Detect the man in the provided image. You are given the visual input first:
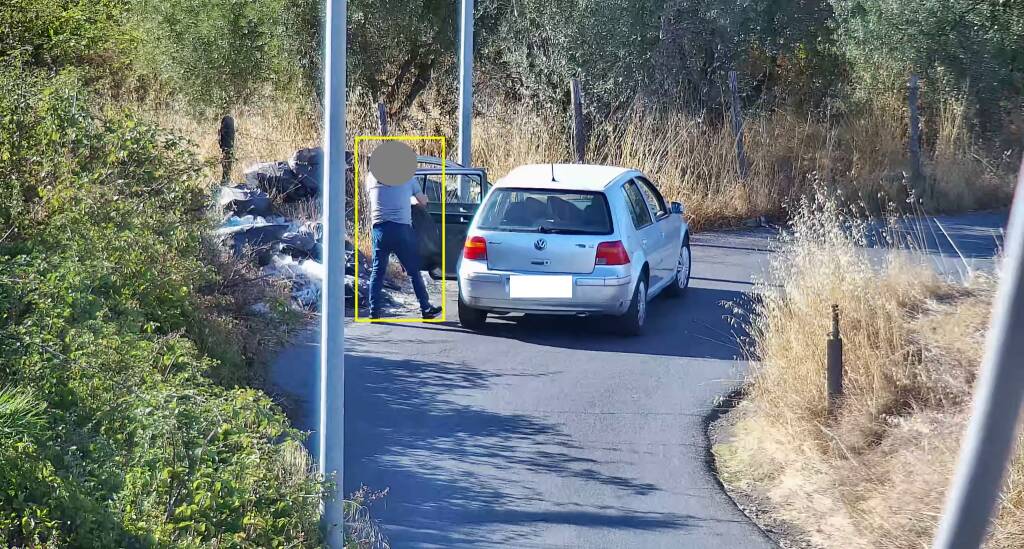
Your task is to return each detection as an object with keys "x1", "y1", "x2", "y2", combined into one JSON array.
[{"x1": 366, "y1": 143, "x2": 442, "y2": 320}]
